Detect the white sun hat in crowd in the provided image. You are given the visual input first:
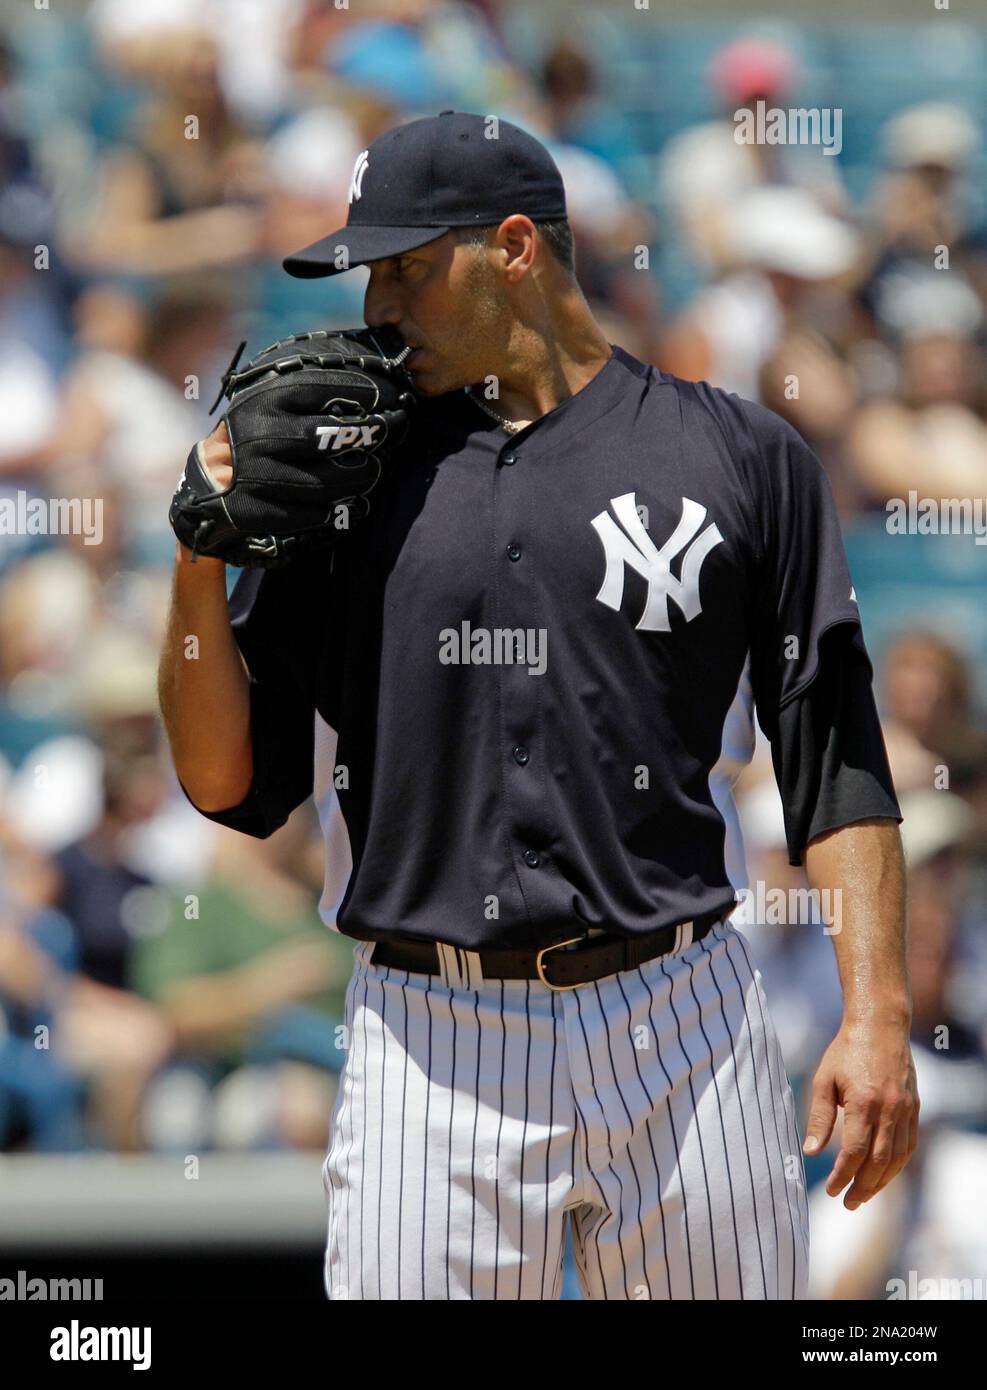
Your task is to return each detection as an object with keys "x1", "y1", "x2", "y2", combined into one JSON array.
[
  {"x1": 898, "y1": 788, "x2": 973, "y2": 867},
  {"x1": 883, "y1": 102, "x2": 980, "y2": 171},
  {"x1": 731, "y1": 186, "x2": 860, "y2": 280}
]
